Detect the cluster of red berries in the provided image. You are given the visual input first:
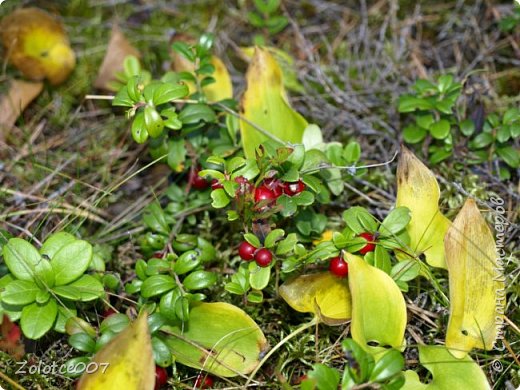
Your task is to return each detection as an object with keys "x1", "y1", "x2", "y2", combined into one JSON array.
[
  {"x1": 328, "y1": 232, "x2": 376, "y2": 277},
  {"x1": 254, "y1": 178, "x2": 305, "y2": 203},
  {"x1": 238, "y1": 241, "x2": 273, "y2": 267}
]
